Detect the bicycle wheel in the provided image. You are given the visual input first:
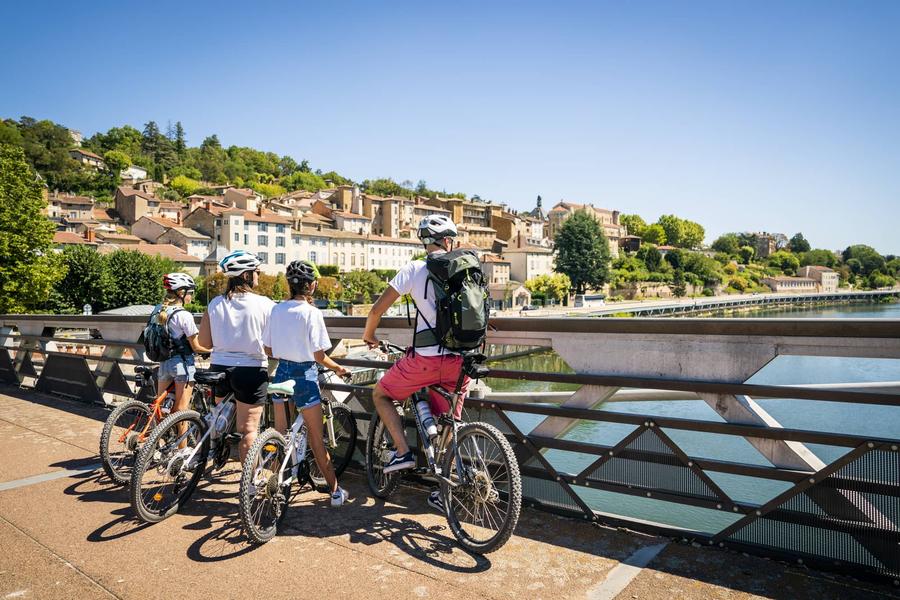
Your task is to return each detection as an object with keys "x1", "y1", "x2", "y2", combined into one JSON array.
[
  {"x1": 240, "y1": 428, "x2": 290, "y2": 544},
  {"x1": 309, "y1": 403, "x2": 359, "y2": 492},
  {"x1": 364, "y1": 409, "x2": 404, "y2": 499},
  {"x1": 130, "y1": 410, "x2": 209, "y2": 523},
  {"x1": 99, "y1": 399, "x2": 154, "y2": 485},
  {"x1": 441, "y1": 421, "x2": 522, "y2": 554}
]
